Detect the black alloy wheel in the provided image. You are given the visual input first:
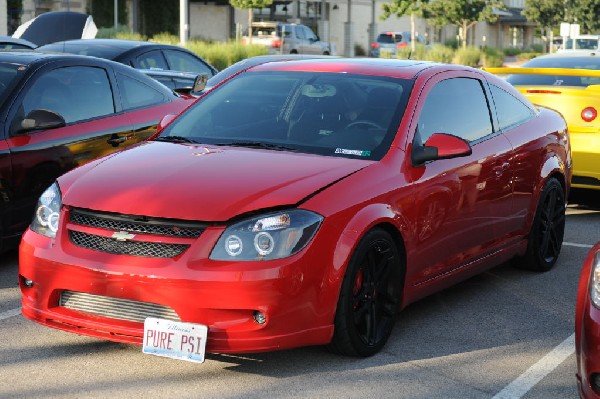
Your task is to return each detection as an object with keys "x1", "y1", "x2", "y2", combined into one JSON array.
[
  {"x1": 329, "y1": 228, "x2": 404, "y2": 357},
  {"x1": 516, "y1": 177, "x2": 566, "y2": 272}
]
